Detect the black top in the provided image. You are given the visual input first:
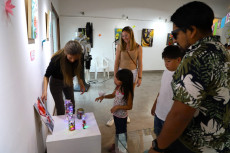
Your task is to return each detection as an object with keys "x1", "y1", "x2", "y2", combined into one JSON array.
[{"x1": 45, "y1": 54, "x2": 84, "y2": 80}]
